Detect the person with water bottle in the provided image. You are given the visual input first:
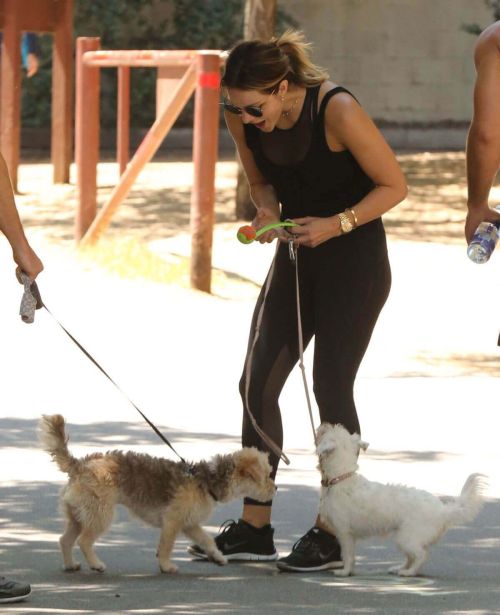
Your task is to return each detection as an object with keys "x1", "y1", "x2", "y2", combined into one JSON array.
[{"x1": 465, "y1": 20, "x2": 500, "y2": 257}]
